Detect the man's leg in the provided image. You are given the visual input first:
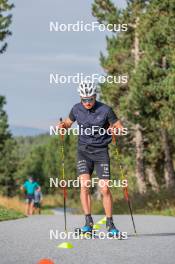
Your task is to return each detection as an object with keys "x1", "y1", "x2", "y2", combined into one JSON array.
[
  {"x1": 99, "y1": 179, "x2": 112, "y2": 217},
  {"x1": 33, "y1": 204, "x2": 36, "y2": 214},
  {"x1": 38, "y1": 204, "x2": 41, "y2": 214},
  {"x1": 79, "y1": 174, "x2": 91, "y2": 214},
  {"x1": 99, "y1": 179, "x2": 120, "y2": 235},
  {"x1": 79, "y1": 174, "x2": 94, "y2": 230},
  {"x1": 77, "y1": 149, "x2": 94, "y2": 230},
  {"x1": 26, "y1": 203, "x2": 30, "y2": 216},
  {"x1": 29, "y1": 202, "x2": 34, "y2": 215}
]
